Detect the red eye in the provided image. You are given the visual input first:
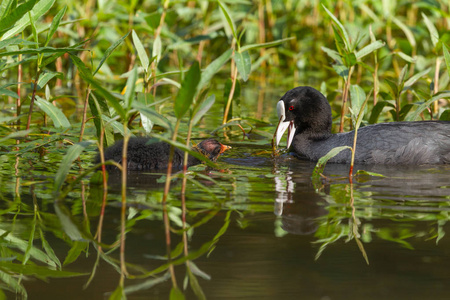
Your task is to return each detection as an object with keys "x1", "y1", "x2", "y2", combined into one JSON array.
[{"x1": 289, "y1": 105, "x2": 294, "y2": 111}]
